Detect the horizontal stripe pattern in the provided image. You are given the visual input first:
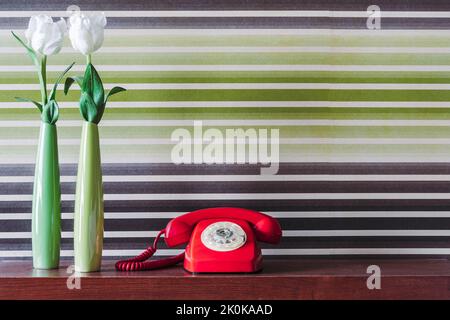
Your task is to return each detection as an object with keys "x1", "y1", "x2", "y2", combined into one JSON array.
[
  {"x1": 0, "y1": 164, "x2": 449, "y2": 257},
  {"x1": 1, "y1": 4, "x2": 450, "y2": 259}
]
